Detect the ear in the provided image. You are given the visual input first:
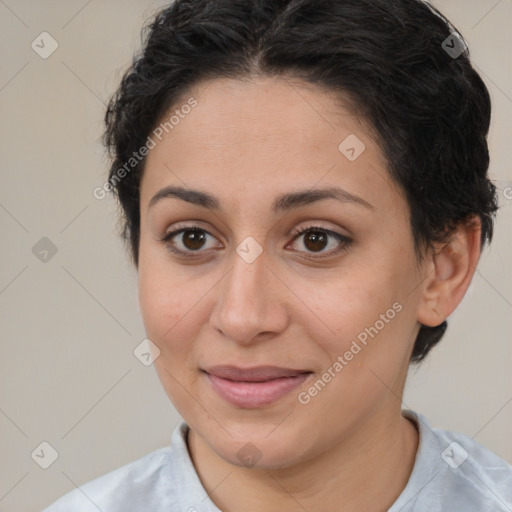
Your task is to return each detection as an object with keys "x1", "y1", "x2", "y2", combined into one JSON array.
[{"x1": 417, "y1": 216, "x2": 482, "y2": 327}]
